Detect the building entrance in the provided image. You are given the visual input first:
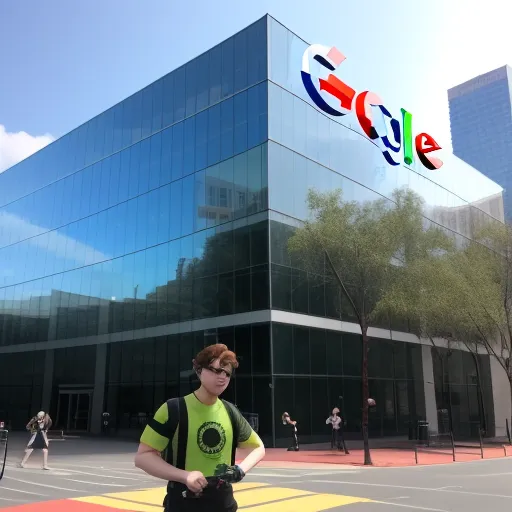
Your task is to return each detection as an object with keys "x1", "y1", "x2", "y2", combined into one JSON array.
[{"x1": 56, "y1": 390, "x2": 92, "y2": 431}]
